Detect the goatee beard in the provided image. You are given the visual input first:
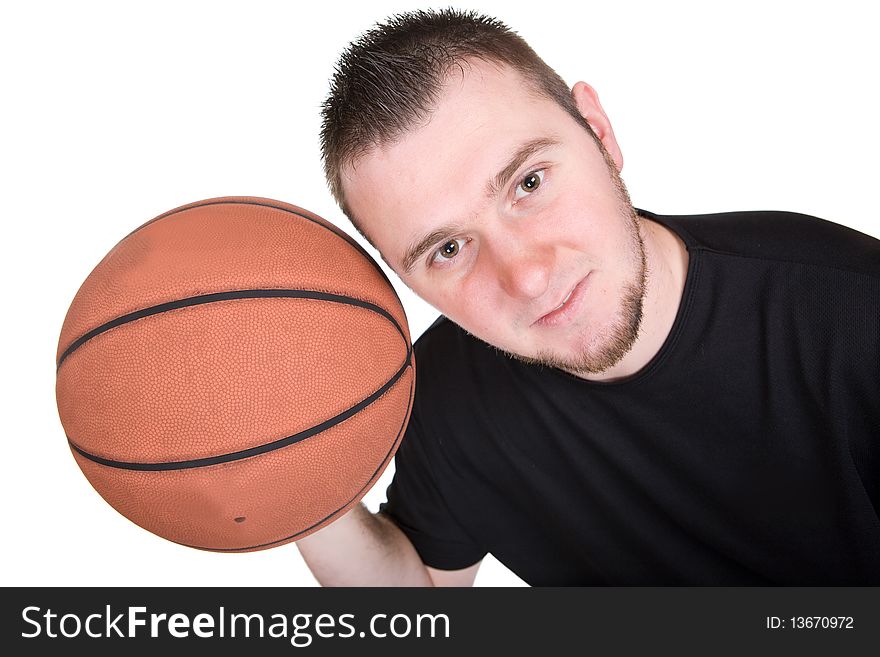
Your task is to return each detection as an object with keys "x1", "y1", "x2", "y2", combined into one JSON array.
[{"x1": 528, "y1": 214, "x2": 647, "y2": 376}]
